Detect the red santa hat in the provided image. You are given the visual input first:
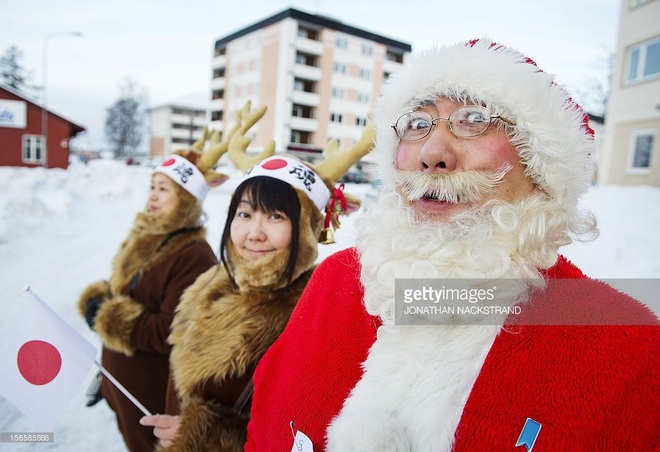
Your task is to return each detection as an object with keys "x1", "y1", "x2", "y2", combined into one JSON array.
[{"x1": 373, "y1": 38, "x2": 596, "y2": 209}]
